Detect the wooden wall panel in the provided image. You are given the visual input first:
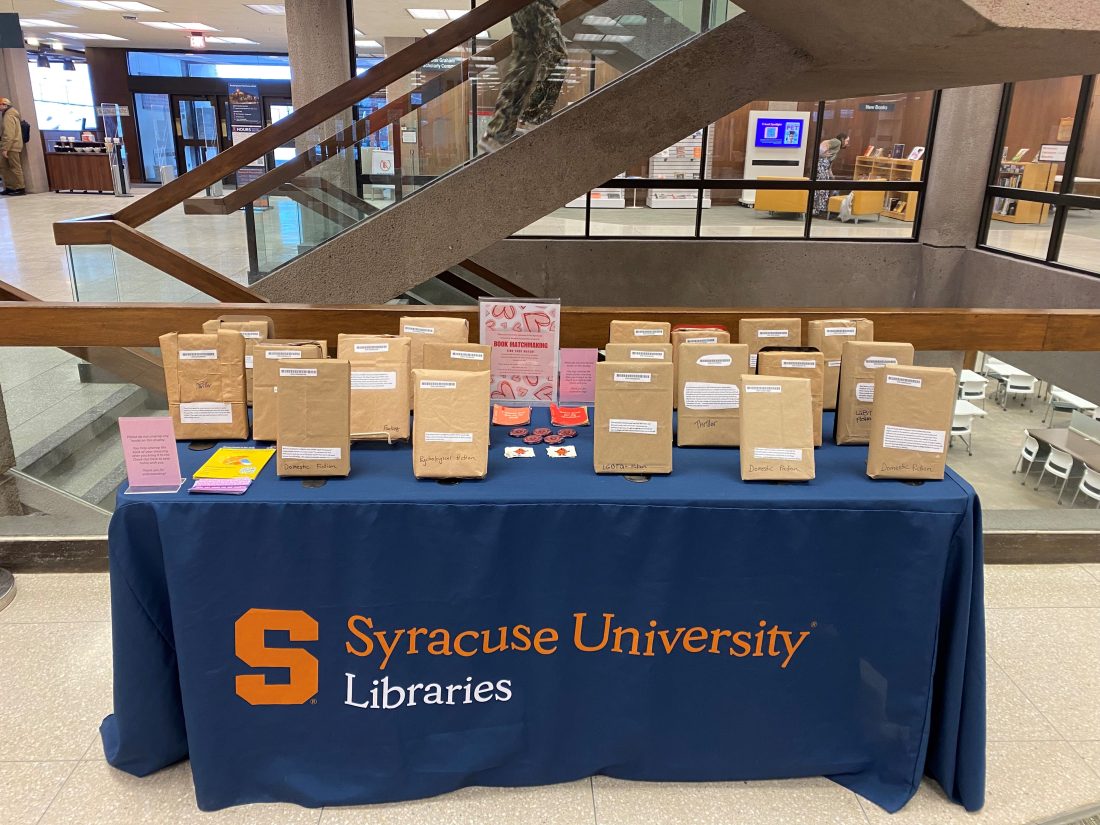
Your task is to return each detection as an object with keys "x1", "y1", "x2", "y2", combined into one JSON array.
[
  {"x1": 85, "y1": 47, "x2": 141, "y2": 186},
  {"x1": 1001, "y1": 76, "x2": 1081, "y2": 176}
]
